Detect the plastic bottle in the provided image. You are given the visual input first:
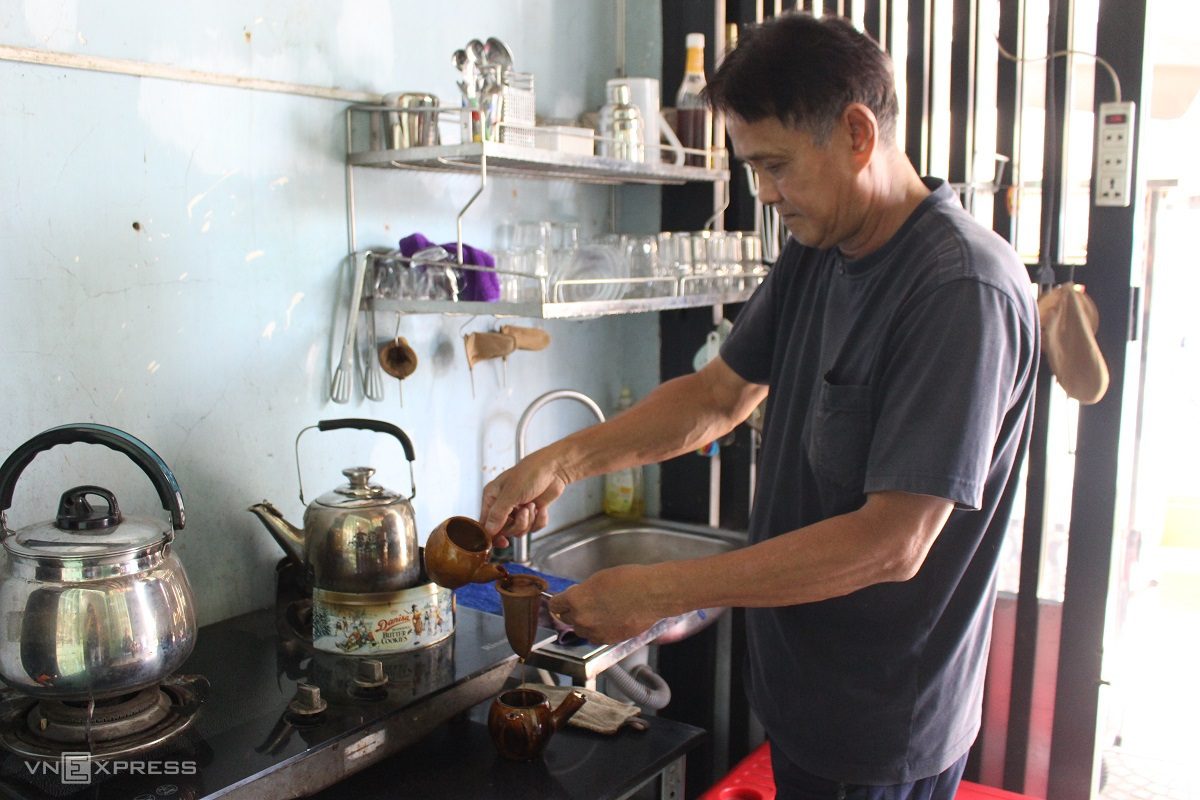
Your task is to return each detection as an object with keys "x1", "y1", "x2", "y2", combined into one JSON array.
[
  {"x1": 675, "y1": 32, "x2": 712, "y2": 168},
  {"x1": 603, "y1": 387, "x2": 645, "y2": 519}
]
